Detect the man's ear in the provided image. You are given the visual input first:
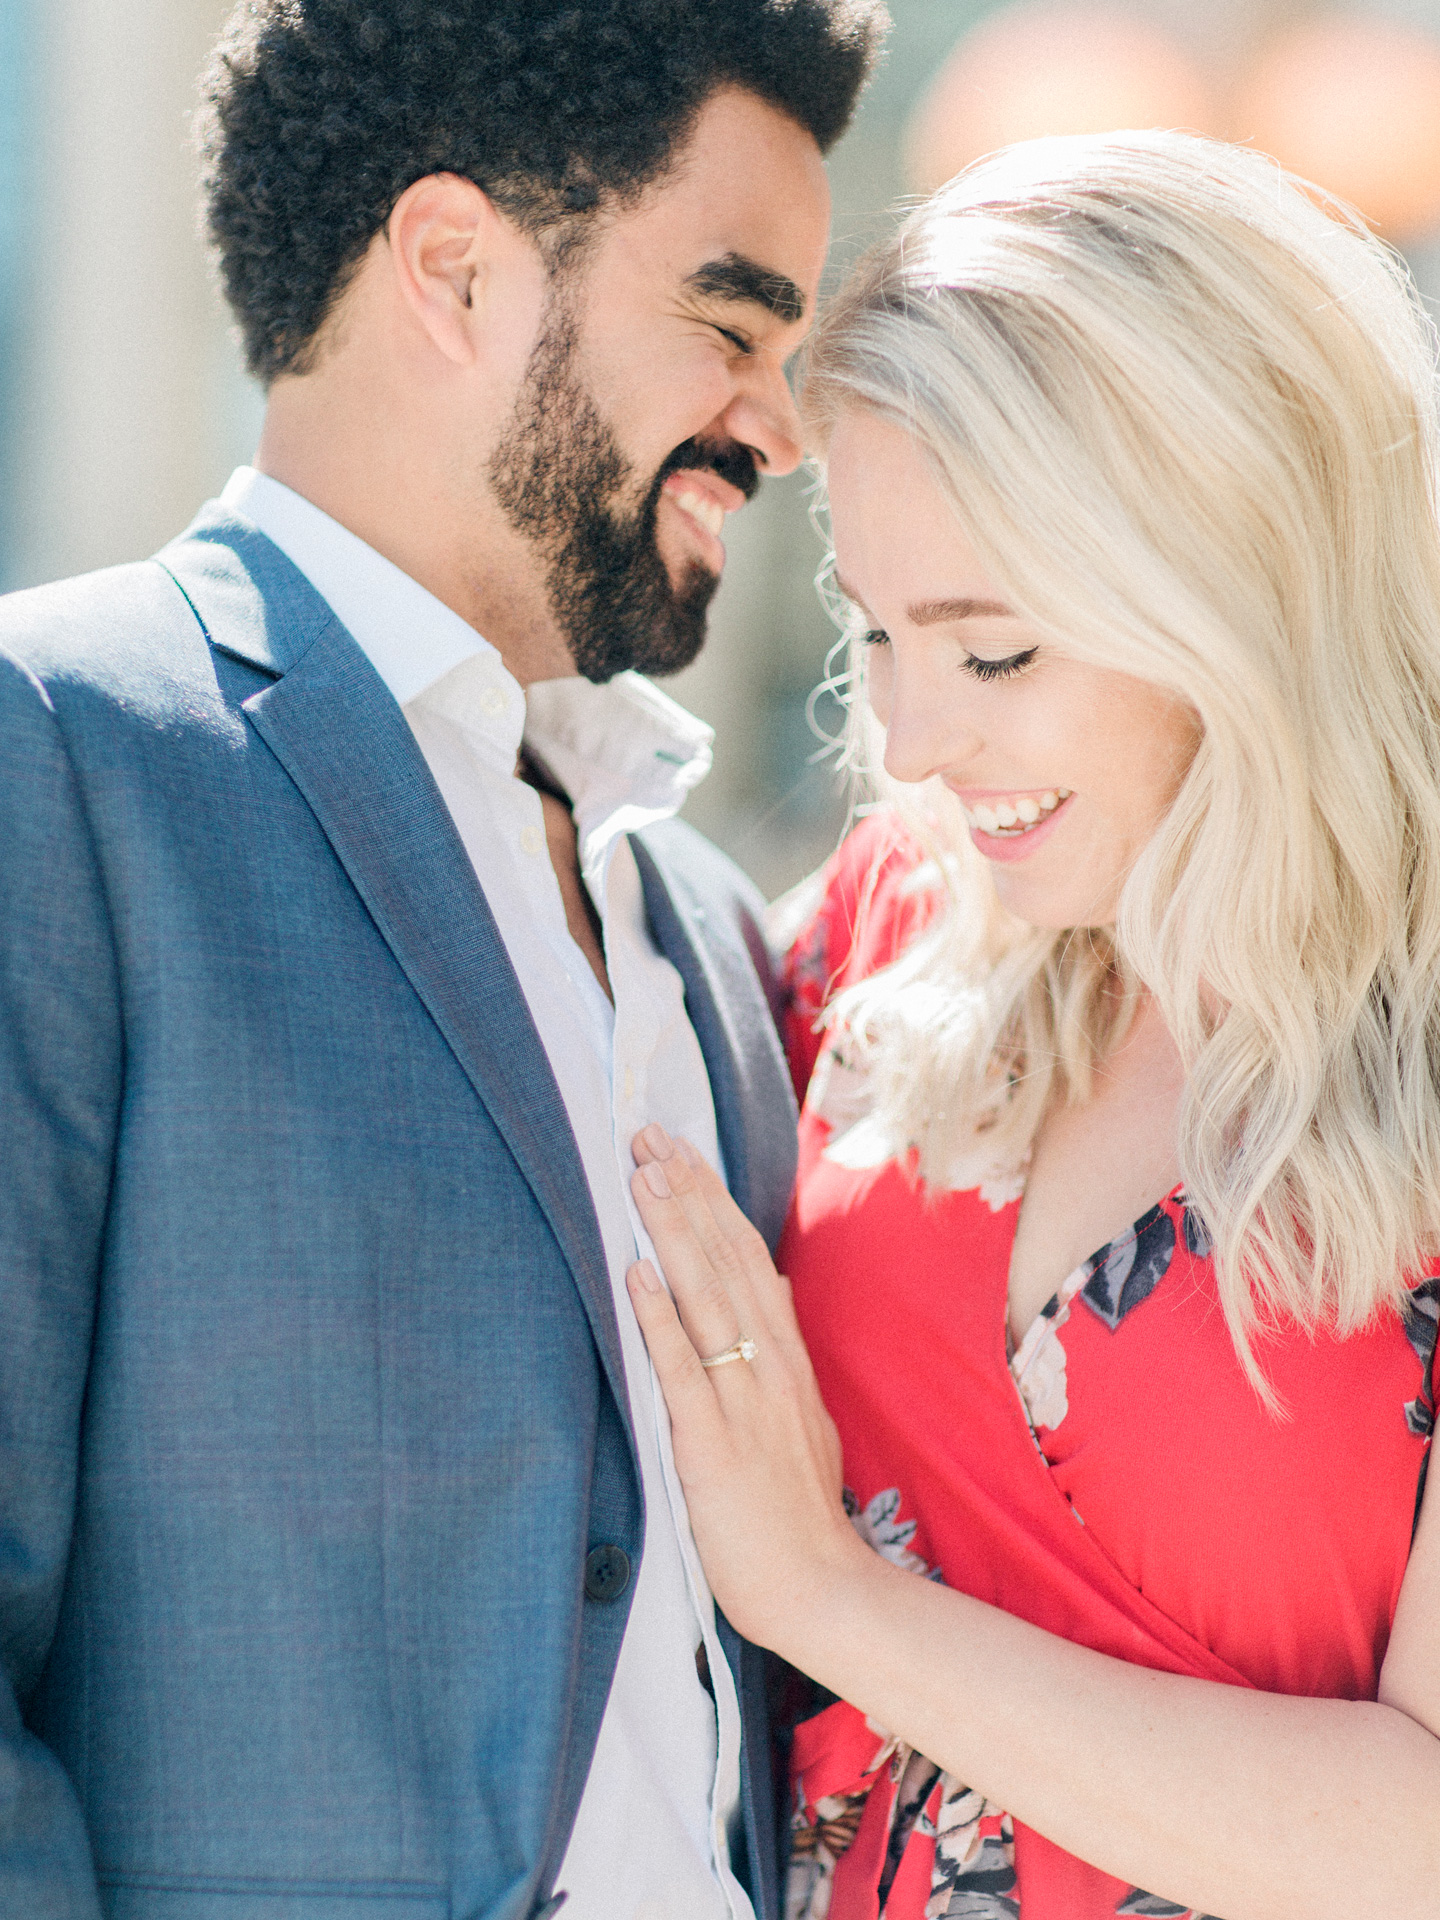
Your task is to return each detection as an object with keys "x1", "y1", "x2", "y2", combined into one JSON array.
[{"x1": 387, "y1": 173, "x2": 537, "y2": 369}]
